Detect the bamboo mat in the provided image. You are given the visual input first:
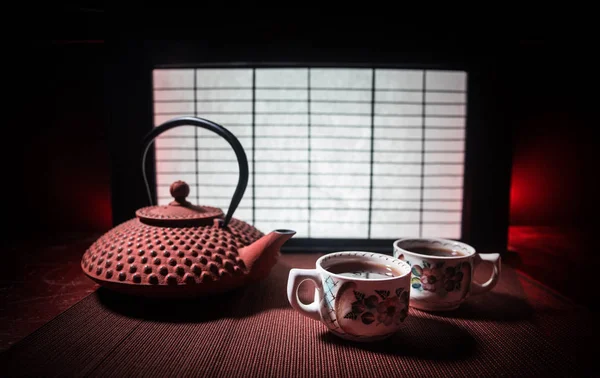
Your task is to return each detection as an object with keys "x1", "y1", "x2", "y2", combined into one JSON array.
[{"x1": 0, "y1": 254, "x2": 592, "y2": 377}]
